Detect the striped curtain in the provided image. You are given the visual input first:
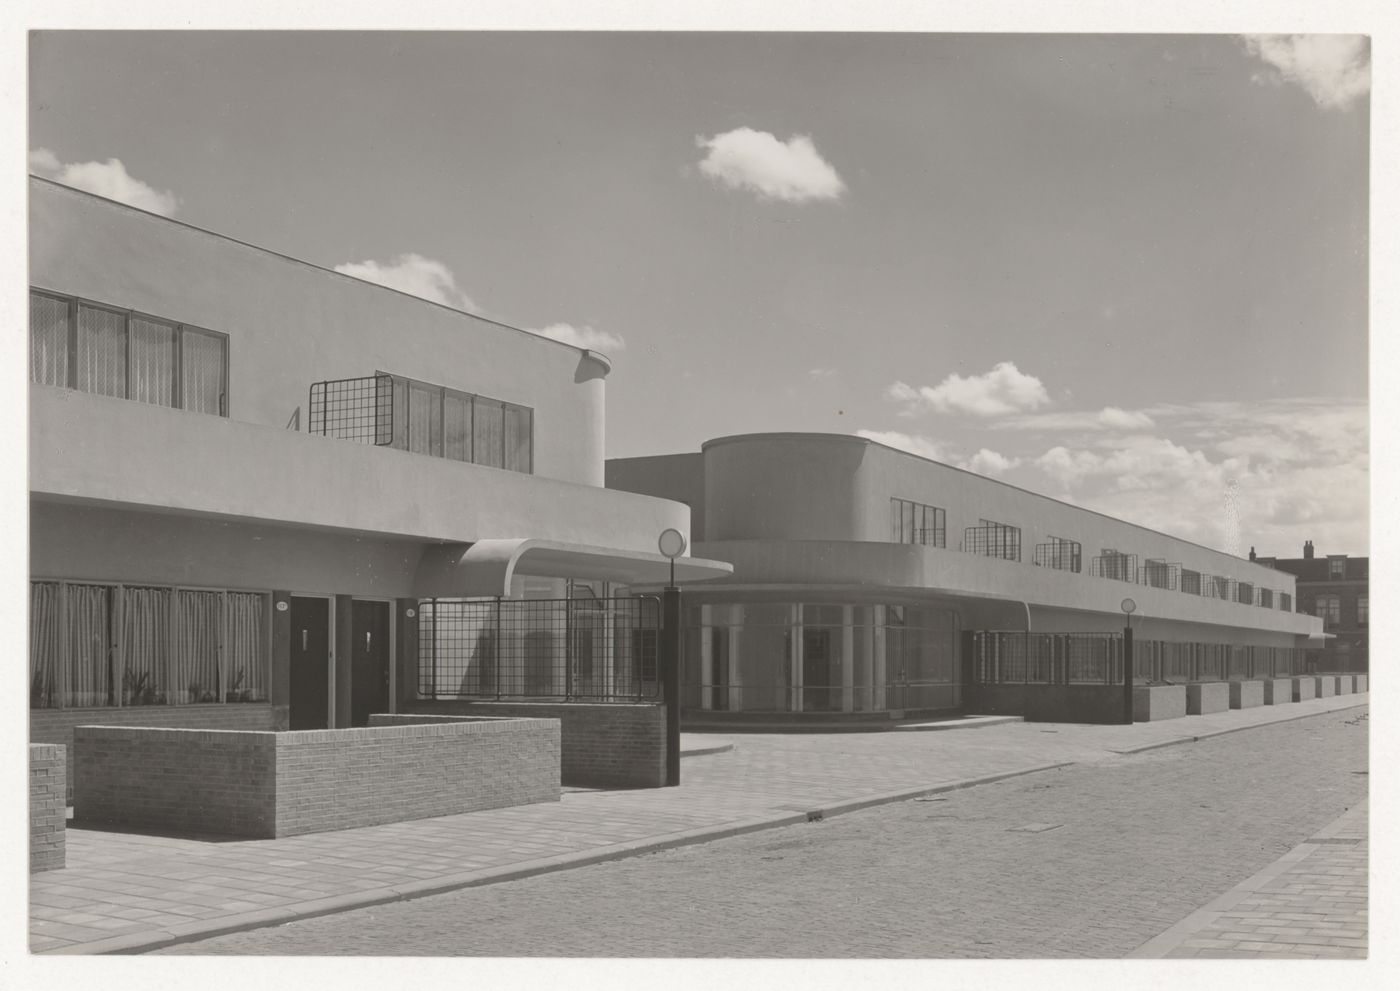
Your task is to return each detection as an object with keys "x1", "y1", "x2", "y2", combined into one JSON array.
[
  {"x1": 29, "y1": 293, "x2": 69, "y2": 387},
  {"x1": 76, "y1": 305, "x2": 127, "y2": 399},
  {"x1": 172, "y1": 590, "x2": 221, "y2": 703},
  {"x1": 29, "y1": 583, "x2": 61, "y2": 708},
  {"x1": 225, "y1": 592, "x2": 268, "y2": 702},
  {"x1": 66, "y1": 584, "x2": 112, "y2": 707},
  {"x1": 129, "y1": 318, "x2": 176, "y2": 407},
  {"x1": 121, "y1": 587, "x2": 170, "y2": 706},
  {"x1": 181, "y1": 330, "x2": 225, "y2": 414}
]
